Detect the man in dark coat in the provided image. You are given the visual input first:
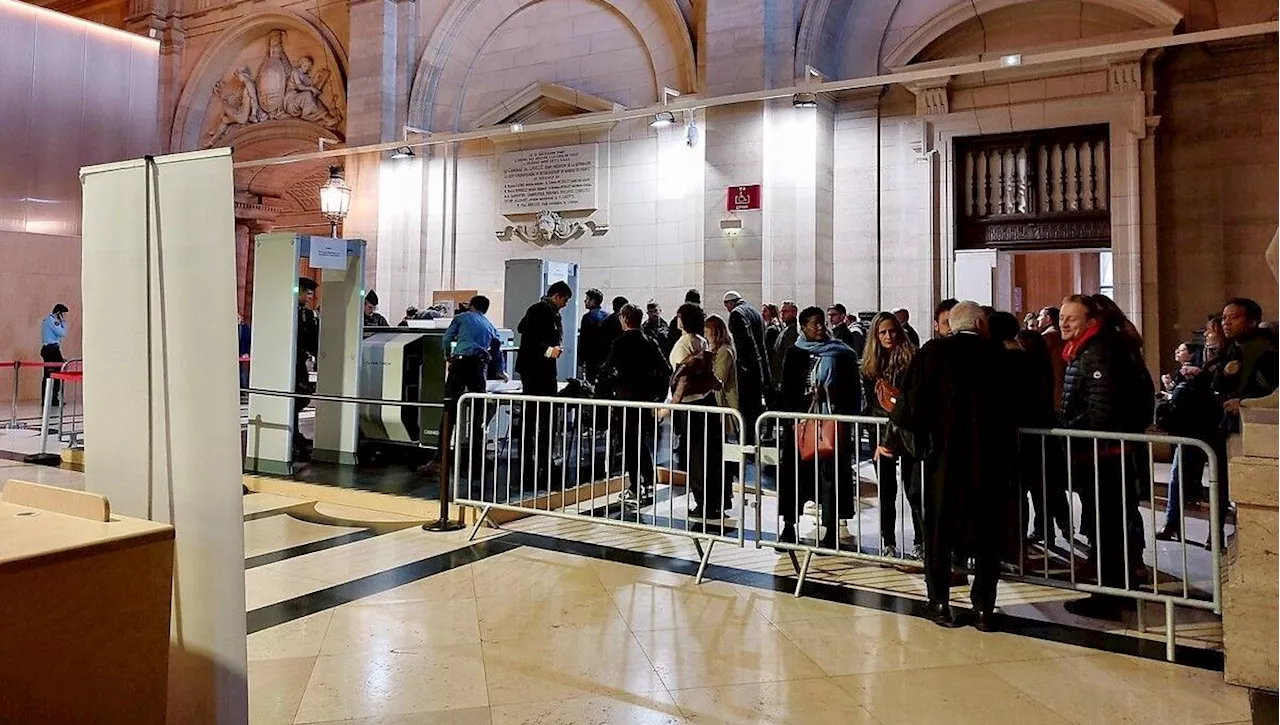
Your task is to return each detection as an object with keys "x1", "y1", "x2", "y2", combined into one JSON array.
[
  {"x1": 598, "y1": 305, "x2": 672, "y2": 507},
  {"x1": 1056, "y1": 294, "x2": 1148, "y2": 620},
  {"x1": 578, "y1": 288, "x2": 608, "y2": 383},
  {"x1": 895, "y1": 308, "x2": 921, "y2": 348},
  {"x1": 516, "y1": 281, "x2": 572, "y2": 488},
  {"x1": 602, "y1": 296, "x2": 629, "y2": 349},
  {"x1": 891, "y1": 301, "x2": 1016, "y2": 631},
  {"x1": 827, "y1": 303, "x2": 865, "y2": 359},
  {"x1": 771, "y1": 301, "x2": 800, "y2": 392},
  {"x1": 293, "y1": 277, "x2": 320, "y2": 460},
  {"x1": 722, "y1": 290, "x2": 772, "y2": 438}
]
